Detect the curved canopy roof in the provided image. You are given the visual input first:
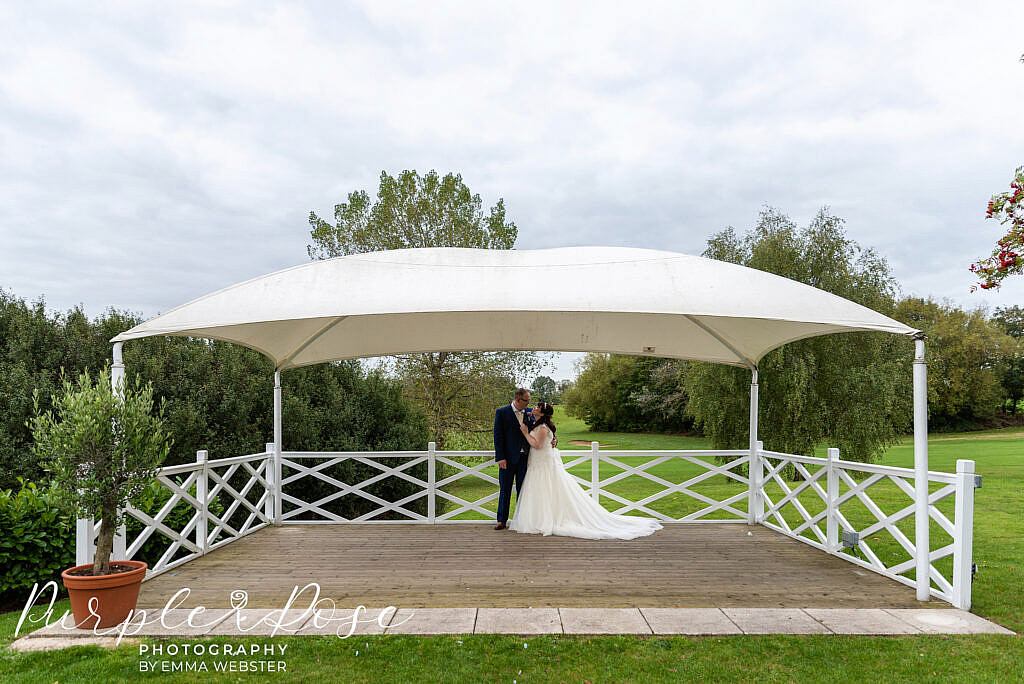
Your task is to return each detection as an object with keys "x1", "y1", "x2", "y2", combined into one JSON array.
[{"x1": 112, "y1": 247, "x2": 917, "y2": 370}]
